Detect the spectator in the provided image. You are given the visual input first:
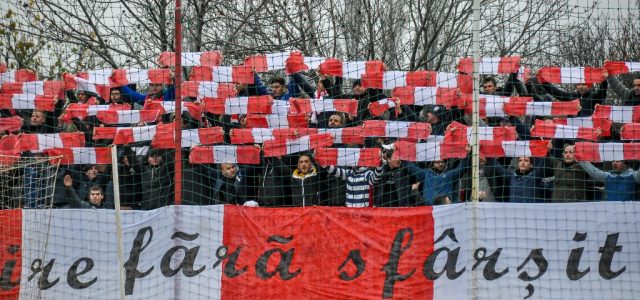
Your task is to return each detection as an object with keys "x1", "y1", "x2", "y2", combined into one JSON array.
[
  {"x1": 485, "y1": 155, "x2": 551, "y2": 203},
  {"x1": 109, "y1": 87, "x2": 134, "y2": 108},
  {"x1": 578, "y1": 160, "x2": 640, "y2": 201},
  {"x1": 121, "y1": 82, "x2": 176, "y2": 105},
  {"x1": 269, "y1": 76, "x2": 293, "y2": 101},
  {"x1": 460, "y1": 156, "x2": 497, "y2": 202},
  {"x1": 375, "y1": 151, "x2": 418, "y2": 207},
  {"x1": 269, "y1": 73, "x2": 322, "y2": 101},
  {"x1": 63, "y1": 174, "x2": 106, "y2": 209},
  {"x1": 71, "y1": 164, "x2": 110, "y2": 202},
  {"x1": 327, "y1": 113, "x2": 346, "y2": 128},
  {"x1": 259, "y1": 156, "x2": 292, "y2": 206},
  {"x1": 290, "y1": 154, "x2": 324, "y2": 206},
  {"x1": 105, "y1": 147, "x2": 142, "y2": 209},
  {"x1": 214, "y1": 163, "x2": 249, "y2": 205},
  {"x1": 22, "y1": 110, "x2": 55, "y2": 134},
  {"x1": 182, "y1": 163, "x2": 217, "y2": 205},
  {"x1": 426, "y1": 105, "x2": 448, "y2": 135},
  {"x1": 550, "y1": 144, "x2": 595, "y2": 202},
  {"x1": 540, "y1": 70, "x2": 608, "y2": 116},
  {"x1": 325, "y1": 158, "x2": 385, "y2": 208},
  {"x1": 405, "y1": 152, "x2": 471, "y2": 205},
  {"x1": 344, "y1": 79, "x2": 386, "y2": 126},
  {"x1": 140, "y1": 149, "x2": 172, "y2": 210},
  {"x1": 481, "y1": 75, "x2": 518, "y2": 96},
  {"x1": 236, "y1": 72, "x2": 268, "y2": 97},
  {"x1": 607, "y1": 73, "x2": 640, "y2": 106}
]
